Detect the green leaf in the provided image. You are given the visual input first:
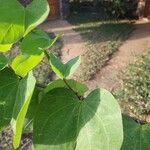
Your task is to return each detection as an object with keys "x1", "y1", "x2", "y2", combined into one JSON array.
[
  {"x1": 0, "y1": 68, "x2": 19, "y2": 131},
  {"x1": 121, "y1": 115, "x2": 150, "y2": 150},
  {"x1": 0, "y1": 54, "x2": 8, "y2": 70},
  {"x1": 49, "y1": 54, "x2": 65, "y2": 79},
  {"x1": 49, "y1": 54, "x2": 81, "y2": 79},
  {"x1": 0, "y1": 44, "x2": 12, "y2": 52},
  {"x1": 75, "y1": 89, "x2": 123, "y2": 150},
  {"x1": 44, "y1": 79, "x2": 88, "y2": 95},
  {"x1": 11, "y1": 72, "x2": 36, "y2": 149},
  {"x1": 24, "y1": 88, "x2": 41, "y2": 133},
  {"x1": 11, "y1": 53, "x2": 44, "y2": 77},
  {"x1": 33, "y1": 88, "x2": 123, "y2": 150},
  {"x1": 0, "y1": 69, "x2": 36, "y2": 149},
  {"x1": 21, "y1": 29, "x2": 53, "y2": 55},
  {"x1": 64, "y1": 56, "x2": 81, "y2": 77},
  {"x1": 0, "y1": 0, "x2": 25, "y2": 46},
  {"x1": 0, "y1": 0, "x2": 49, "y2": 52},
  {"x1": 24, "y1": 0, "x2": 50, "y2": 36}
]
